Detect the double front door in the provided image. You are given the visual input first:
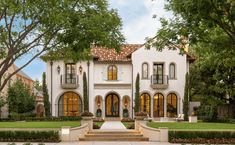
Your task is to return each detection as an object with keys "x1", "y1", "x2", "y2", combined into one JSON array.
[{"x1": 105, "y1": 94, "x2": 119, "y2": 117}]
